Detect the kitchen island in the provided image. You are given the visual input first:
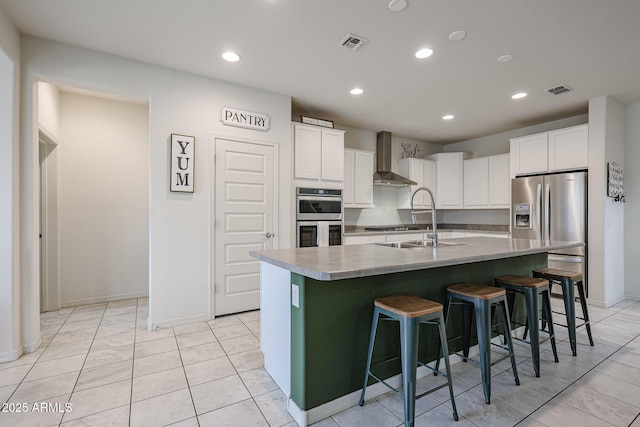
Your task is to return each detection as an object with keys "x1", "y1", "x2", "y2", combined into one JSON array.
[{"x1": 250, "y1": 237, "x2": 583, "y2": 426}]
